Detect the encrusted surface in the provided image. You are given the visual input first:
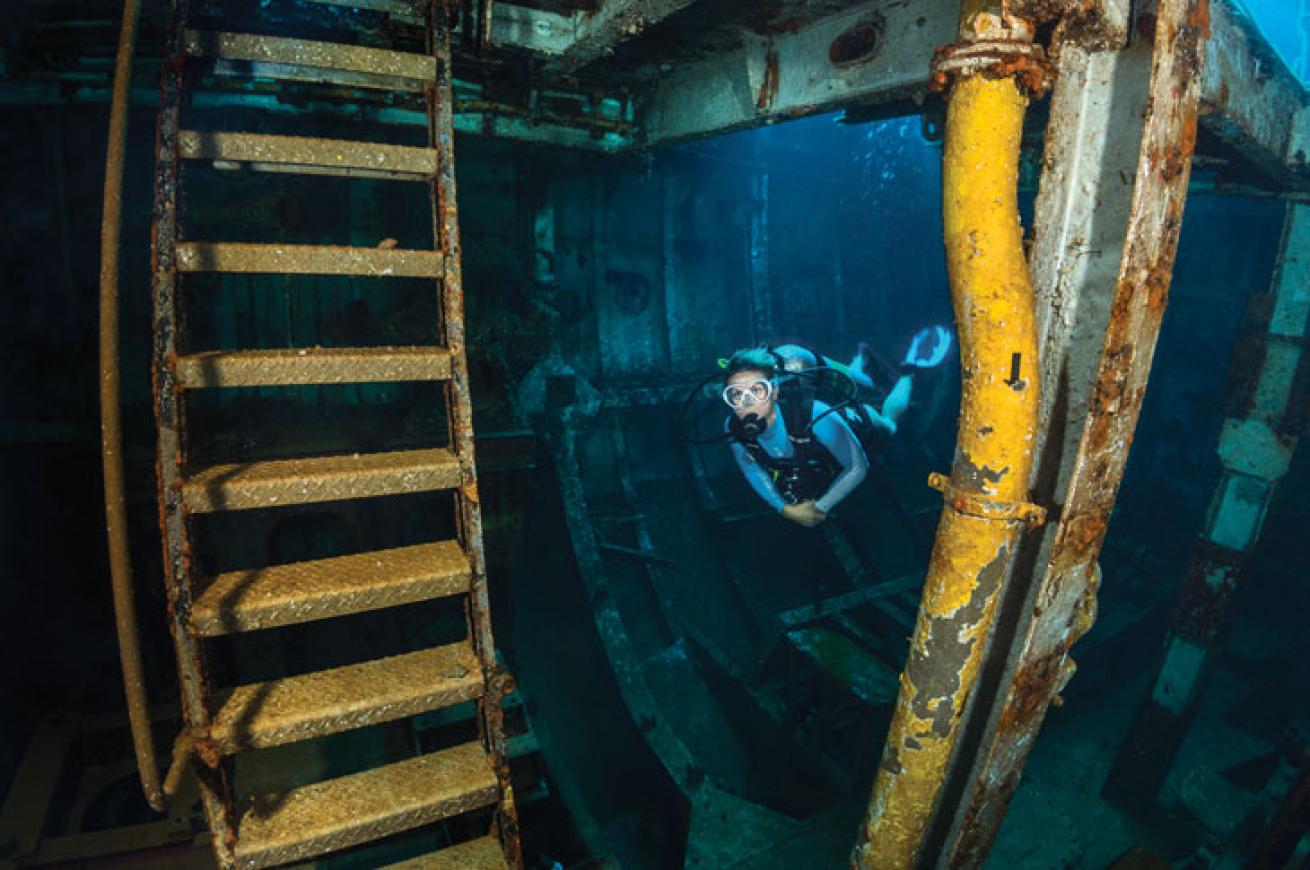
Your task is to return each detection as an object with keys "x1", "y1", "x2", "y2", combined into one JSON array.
[
  {"x1": 233, "y1": 742, "x2": 499, "y2": 870},
  {"x1": 192, "y1": 541, "x2": 472, "y2": 635},
  {"x1": 185, "y1": 30, "x2": 436, "y2": 81},
  {"x1": 175, "y1": 242, "x2": 442, "y2": 277},
  {"x1": 178, "y1": 131, "x2": 438, "y2": 178},
  {"x1": 945, "y1": 0, "x2": 1212, "y2": 862},
  {"x1": 210, "y1": 643, "x2": 483, "y2": 753},
  {"x1": 857, "y1": 68, "x2": 1040, "y2": 868},
  {"x1": 380, "y1": 836, "x2": 509, "y2": 869},
  {"x1": 176, "y1": 347, "x2": 453, "y2": 388},
  {"x1": 183, "y1": 448, "x2": 462, "y2": 513}
]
